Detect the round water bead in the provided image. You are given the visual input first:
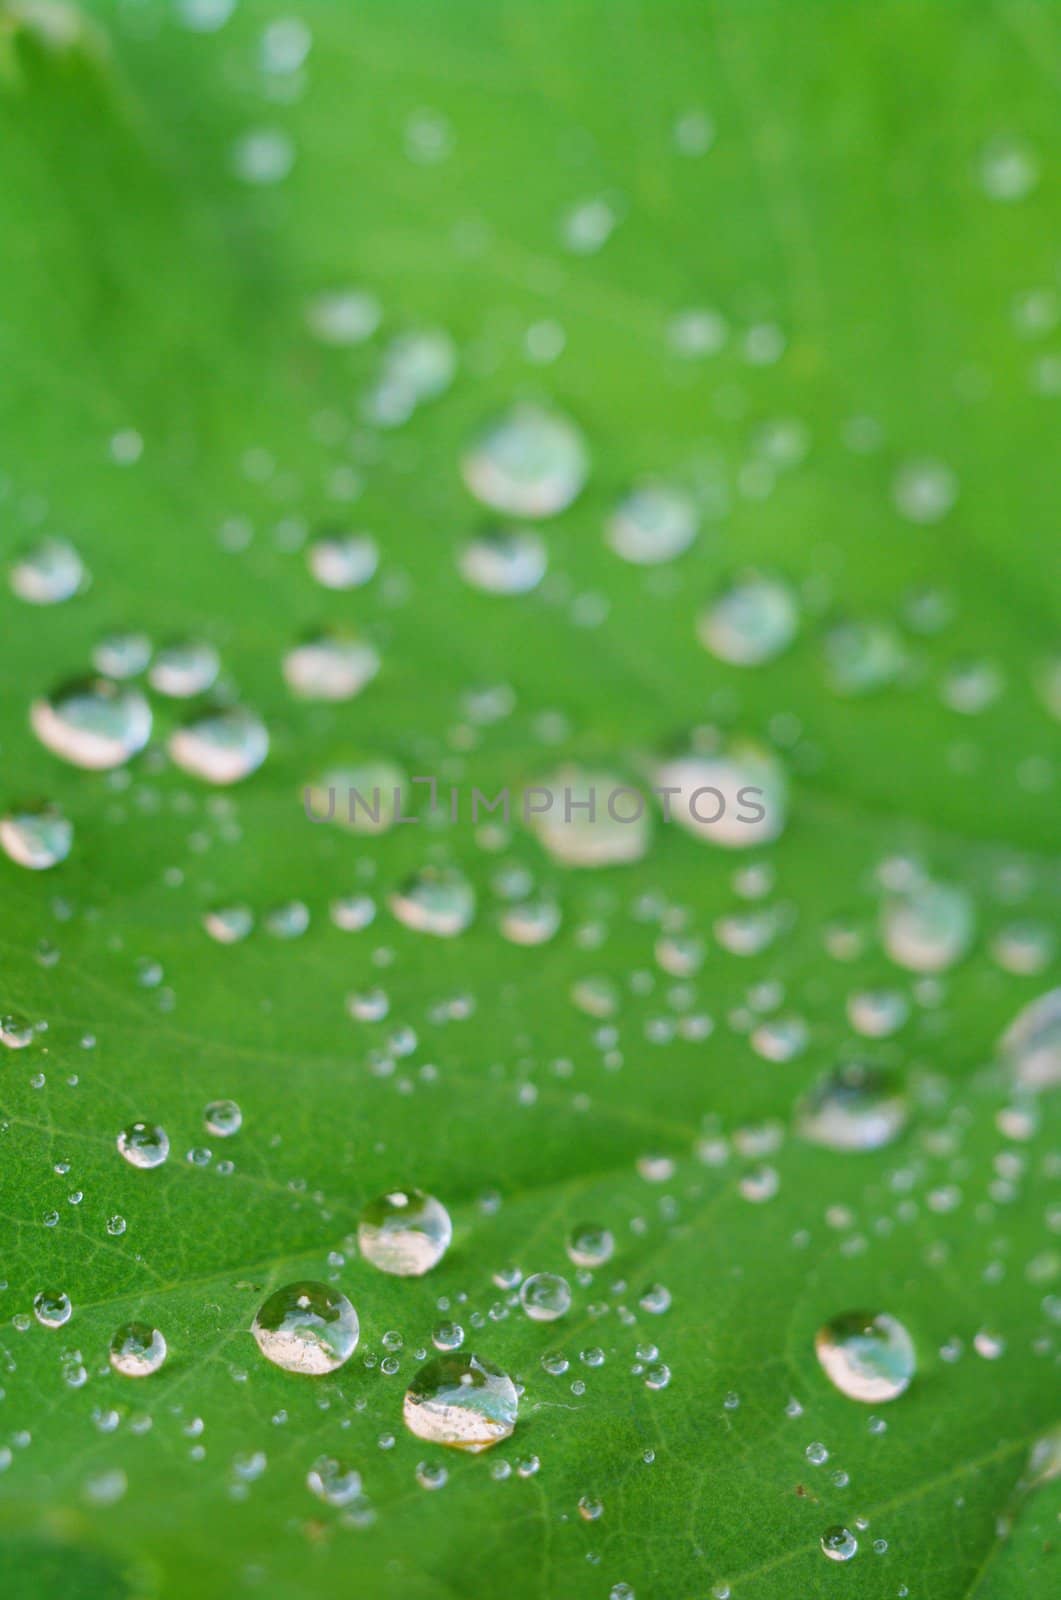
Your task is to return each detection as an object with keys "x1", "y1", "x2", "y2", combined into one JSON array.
[
  {"x1": 566, "y1": 1224, "x2": 615, "y2": 1268},
  {"x1": 815, "y1": 1311, "x2": 916, "y2": 1402},
  {"x1": 252, "y1": 1282, "x2": 359, "y2": 1374},
  {"x1": 202, "y1": 904, "x2": 254, "y2": 944},
  {"x1": 526, "y1": 768, "x2": 652, "y2": 867},
  {"x1": 168, "y1": 705, "x2": 268, "y2": 784},
  {"x1": 655, "y1": 743, "x2": 788, "y2": 848},
  {"x1": 0, "y1": 1013, "x2": 34, "y2": 1049},
  {"x1": 283, "y1": 632, "x2": 379, "y2": 701},
  {"x1": 148, "y1": 638, "x2": 220, "y2": 698},
  {"x1": 389, "y1": 867, "x2": 475, "y2": 937},
  {"x1": 307, "y1": 531, "x2": 378, "y2": 590},
  {"x1": 403, "y1": 1354, "x2": 518, "y2": 1452},
  {"x1": 519, "y1": 1272, "x2": 572, "y2": 1322},
  {"x1": 31, "y1": 677, "x2": 152, "y2": 770},
  {"x1": 0, "y1": 802, "x2": 72, "y2": 870},
  {"x1": 110, "y1": 1322, "x2": 167, "y2": 1377},
  {"x1": 458, "y1": 526, "x2": 547, "y2": 594},
  {"x1": 306, "y1": 1455, "x2": 364, "y2": 1507},
  {"x1": 462, "y1": 404, "x2": 588, "y2": 518},
  {"x1": 33, "y1": 1289, "x2": 72, "y2": 1328},
  {"x1": 204, "y1": 1099, "x2": 242, "y2": 1137},
  {"x1": 117, "y1": 1122, "x2": 170, "y2": 1170},
  {"x1": 10, "y1": 536, "x2": 86, "y2": 604},
  {"x1": 358, "y1": 1189, "x2": 452, "y2": 1276},
  {"x1": 795, "y1": 1065, "x2": 908, "y2": 1153},
  {"x1": 606, "y1": 482, "x2": 698, "y2": 565},
  {"x1": 92, "y1": 631, "x2": 151, "y2": 679},
  {"x1": 881, "y1": 879, "x2": 974, "y2": 973},
  {"x1": 697, "y1": 573, "x2": 798, "y2": 665},
  {"x1": 820, "y1": 1526, "x2": 858, "y2": 1563},
  {"x1": 999, "y1": 988, "x2": 1060, "y2": 1092}
]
